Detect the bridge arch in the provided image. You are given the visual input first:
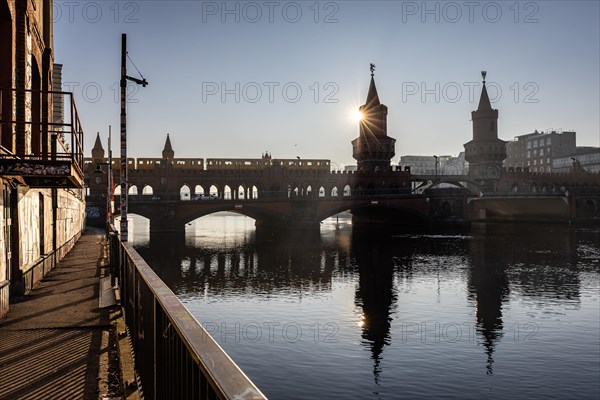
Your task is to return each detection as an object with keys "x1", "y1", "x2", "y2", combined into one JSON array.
[
  {"x1": 180, "y1": 184, "x2": 192, "y2": 200},
  {"x1": 236, "y1": 184, "x2": 247, "y2": 200},
  {"x1": 208, "y1": 184, "x2": 220, "y2": 197},
  {"x1": 315, "y1": 200, "x2": 430, "y2": 225},
  {"x1": 142, "y1": 185, "x2": 153, "y2": 195},
  {"x1": 178, "y1": 204, "x2": 291, "y2": 227},
  {"x1": 223, "y1": 185, "x2": 232, "y2": 200}
]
